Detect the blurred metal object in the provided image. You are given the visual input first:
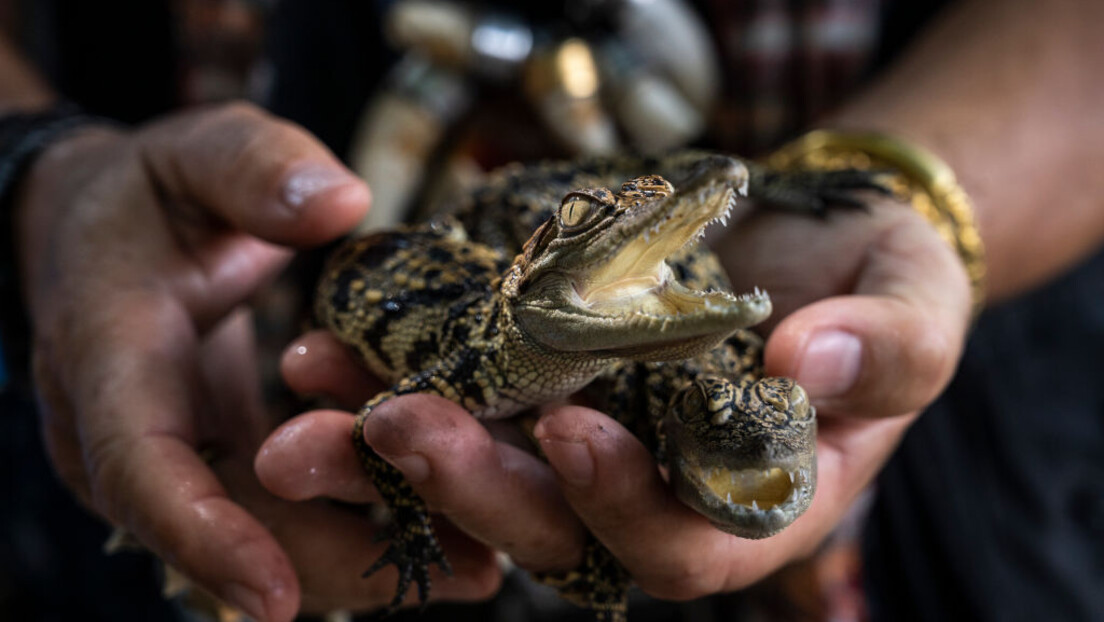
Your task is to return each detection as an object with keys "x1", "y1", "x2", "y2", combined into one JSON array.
[
  {"x1": 352, "y1": 0, "x2": 723, "y2": 212},
  {"x1": 387, "y1": 0, "x2": 532, "y2": 80},
  {"x1": 600, "y1": 41, "x2": 704, "y2": 152},
  {"x1": 613, "y1": 0, "x2": 720, "y2": 114},
  {"x1": 348, "y1": 57, "x2": 473, "y2": 232},
  {"x1": 524, "y1": 37, "x2": 619, "y2": 155},
  {"x1": 470, "y1": 13, "x2": 535, "y2": 79},
  {"x1": 386, "y1": 1, "x2": 474, "y2": 66}
]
